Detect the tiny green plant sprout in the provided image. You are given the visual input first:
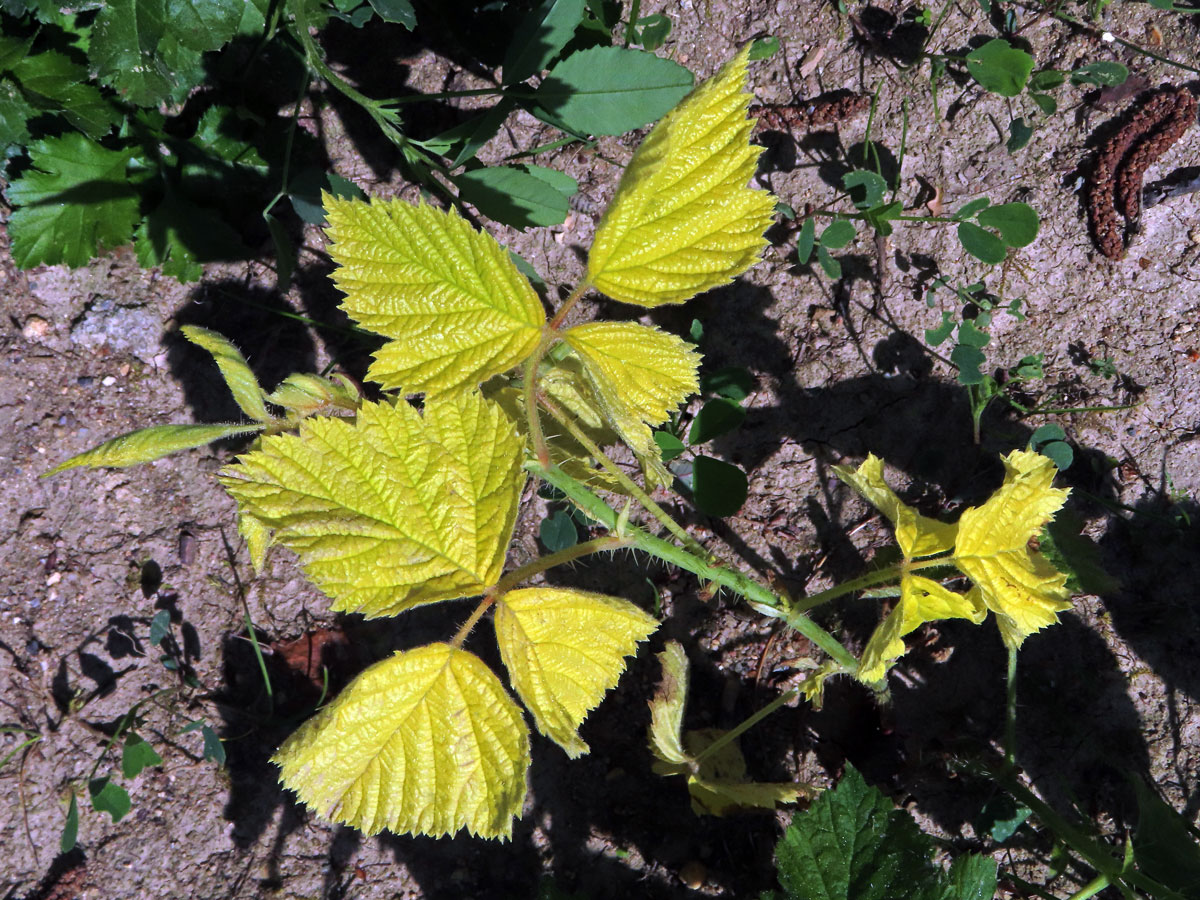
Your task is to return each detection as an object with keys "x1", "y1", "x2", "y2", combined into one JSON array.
[{"x1": 49, "y1": 46, "x2": 1077, "y2": 842}]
